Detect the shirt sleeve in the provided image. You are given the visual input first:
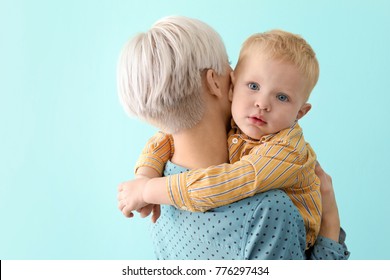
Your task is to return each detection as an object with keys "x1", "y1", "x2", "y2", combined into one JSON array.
[
  {"x1": 307, "y1": 228, "x2": 350, "y2": 260},
  {"x1": 134, "y1": 131, "x2": 174, "y2": 176},
  {"x1": 167, "y1": 141, "x2": 317, "y2": 211}
]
